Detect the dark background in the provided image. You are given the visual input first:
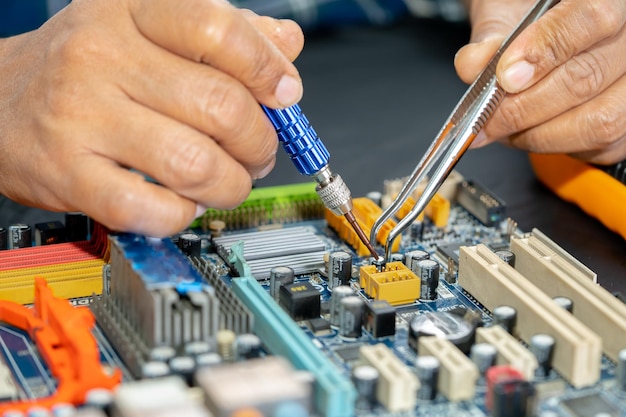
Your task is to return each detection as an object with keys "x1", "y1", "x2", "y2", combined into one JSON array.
[{"x1": 2, "y1": 18, "x2": 625, "y2": 292}]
